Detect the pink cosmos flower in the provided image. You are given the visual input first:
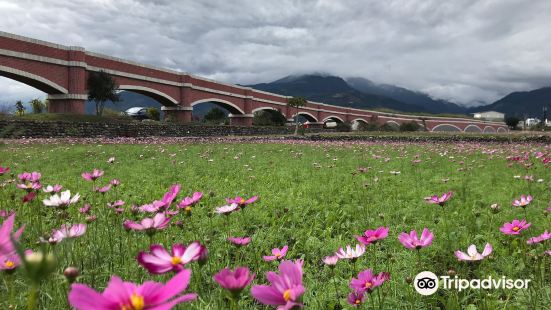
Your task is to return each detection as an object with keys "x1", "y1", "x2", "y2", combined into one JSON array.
[
  {"x1": 137, "y1": 242, "x2": 204, "y2": 274},
  {"x1": 178, "y1": 192, "x2": 203, "y2": 208},
  {"x1": 322, "y1": 255, "x2": 339, "y2": 266},
  {"x1": 356, "y1": 226, "x2": 389, "y2": 245},
  {"x1": 18, "y1": 172, "x2": 41, "y2": 183},
  {"x1": 123, "y1": 213, "x2": 171, "y2": 233},
  {"x1": 455, "y1": 243, "x2": 492, "y2": 261},
  {"x1": 0, "y1": 210, "x2": 14, "y2": 218},
  {"x1": 107, "y1": 200, "x2": 125, "y2": 208},
  {"x1": 0, "y1": 252, "x2": 21, "y2": 270},
  {"x1": 512, "y1": 195, "x2": 533, "y2": 208},
  {"x1": 263, "y1": 245, "x2": 288, "y2": 261},
  {"x1": 347, "y1": 291, "x2": 365, "y2": 307},
  {"x1": 81, "y1": 169, "x2": 104, "y2": 181},
  {"x1": 0, "y1": 166, "x2": 10, "y2": 176},
  {"x1": 51, "y1": 224, "x2": 87, "y2": 243},
  {"x1": 527, "y1": 231, "x2": 551, "y2": 244},
  {"x1": 349, "y1": 269, "x2": 390, "y2": 294},
  {"x1": 398, "y1": 228, "x2": 434, "y2": 250},
  {"x1": 226, "y1": 196, "x2": 258, "y2": 207},
  {"x1": 499, "y1": 219, "x2": 531, "y2": 235},
  {"x1": 110, "y1": 179, "x2": 120, "y2": 186},
  {"x1": 425, "y1": 191, "x2": 453, "y2": 206},
  {"x1": 95, "y1": 184, "x2": 111, "y2": 193},
  {"x1": 546, "y1": 250, "x2": 551, "y2": 256},
  {"x1": 251, "y1": 260, "x2": 305, "y2": 309},
  {"x1": 68, "y1": 269, "x2": 196, "y2": 310},
  {"x1": 213, "y1": 267, "x2": 255, "y2": 296},
  {"x1": 215, "y1": 203, "x2": 239, "y2": 215},
  {"x1": 228, "y1": 237, "x2": 251, "y2": 246},
  {"x1": 0, "y1": 214, "x2": 25, "y2": 258},
  {"x1": 139, "y1": 184, "x2": 181, "y2": 213},
  {"x1": 336, "y1": 244, "x2": 366, "y2": 260},
  {"x1": 79, "y1": 204, "x2": 91, "y2": 214},
  {"x1": 16, "y1": 181, "x2": 42, "y2": 192},
  {"x1": 43, "y1": 184, "x2": 63, "y2": 193}
]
